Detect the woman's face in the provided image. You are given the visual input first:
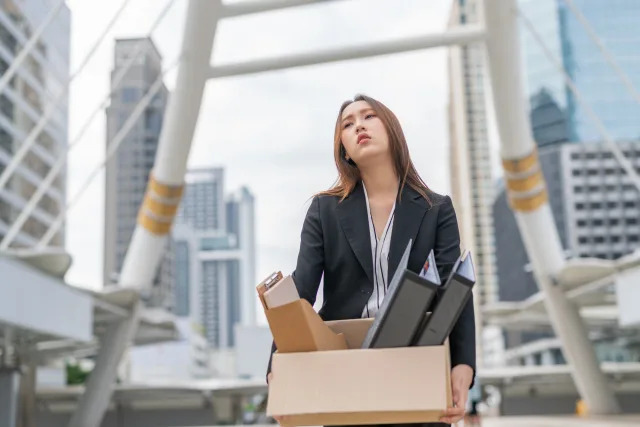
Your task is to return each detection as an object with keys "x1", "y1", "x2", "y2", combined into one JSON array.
[{"x1": 340, "y1": 100, "x2": 390, "y2": 166}]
